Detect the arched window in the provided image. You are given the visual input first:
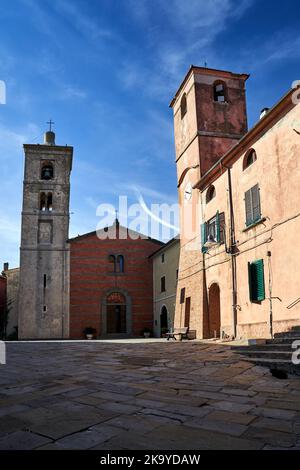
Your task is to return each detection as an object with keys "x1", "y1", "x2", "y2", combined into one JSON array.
[
  {"x1": 180, "y1": 93, "x2": 187, "y2": 119},
  {"x1": 117, "y1": 255, "x2": 124, "y2": 273},
  {"x1": 40, "y1": 192, "x2": 53, "y2": 211},
  {"x1": 243, "y1": 149, "x2": 257, "y2": 170},
  {"x1": 47, "y1": 192, "x2": 53, "y2": 211},
  {"x1": 206, "y1": 185, "x2": 216, "y2": 203},
  {"x1": 213, "y1": 81, "x2": 226, "y2": 103},
  {"x1": 108, "y1": 254, "x2": 116, "y2": 272},
  {"x1": 40, "y1": 192, "x2": 46, "y2": 211},
  {"x1": 41, "y1": 163, "x2": 54, "y2": 180}
]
